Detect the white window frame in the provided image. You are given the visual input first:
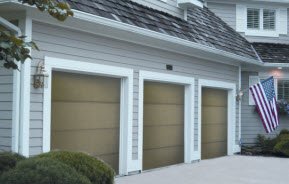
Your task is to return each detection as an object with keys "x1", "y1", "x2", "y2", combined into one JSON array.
[
  {"x1": 138, "y1": 71, "x2": 195, "y2": 171},
  {"x1": 236, "y1": 4, "x2": 288, "y2": 37},
  {"x1": 42, "y1": 57, "x2": 134, "y2": 176},
  {"x1": 197, "y1": 79, "x2": 238, "y2": 160}
]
